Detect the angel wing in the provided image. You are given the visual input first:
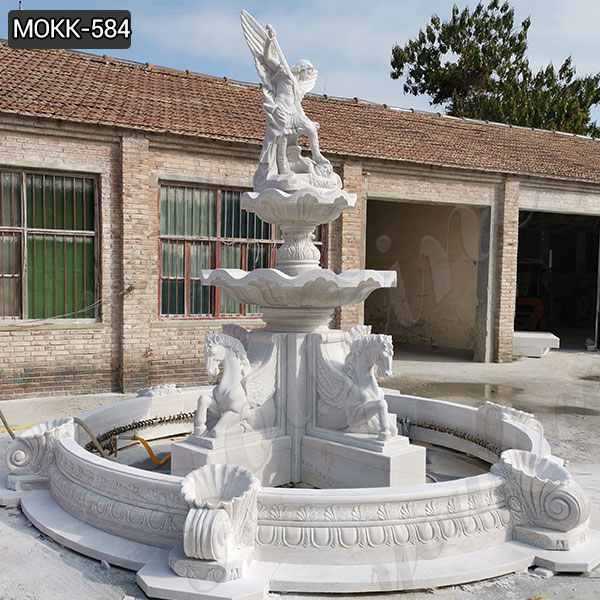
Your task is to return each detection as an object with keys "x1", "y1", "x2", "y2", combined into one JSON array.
[{"x1": 240, "y1": 10, "x2": 290, "y2": 98}]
